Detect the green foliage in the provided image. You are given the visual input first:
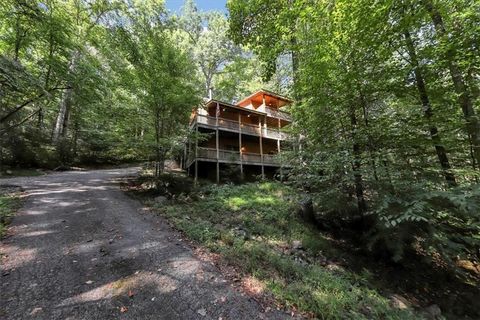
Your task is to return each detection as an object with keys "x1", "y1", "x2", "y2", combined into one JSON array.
[
  {"x1": 369, "y1": 183, "x2": 480, "y2": 263},
  {"x1": 227, "y1": 0, "x2": 299, "y2": 80},
  {"x1": 176, "y1": 1, "x2": 289, "y2": 102},
  {"x1": 155, "y1": 180, "x2": 418, "y2": 319},
  {"x1": 0, "y1": 0, "x2": 203, "y2": 168},
  {"x1": 0, "y1": 0, "x2": 126, "y2": 166},
  {"x1": 0, "y1": 168, "x2": 43, "y2": 178},
  {"x1": 229, "y1": 0, "x2": 480, "y2": 268},
  {"x1": 0, "y1": 191, "x2": 21, "y2": 237},
  {"x1": 0, "y1": 0, "x2": 287, "y2": 169},
  {"x1": 109, "y1": 2, "x2": 200, "y2": 174}
]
